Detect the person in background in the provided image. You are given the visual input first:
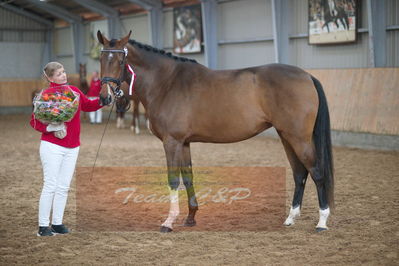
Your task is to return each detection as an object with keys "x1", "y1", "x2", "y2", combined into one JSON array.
[
  {"x1": 30, "y1": 62, "x2": 103, "y2": 236},
  {"x1": 87, "y1": 71, "x2": 102, "y2": 124}
]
